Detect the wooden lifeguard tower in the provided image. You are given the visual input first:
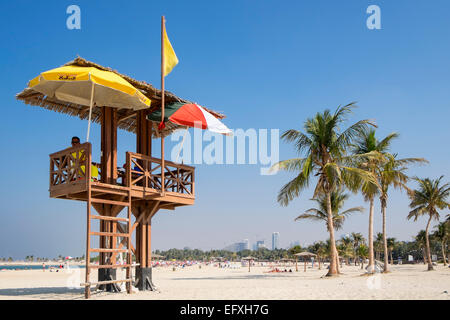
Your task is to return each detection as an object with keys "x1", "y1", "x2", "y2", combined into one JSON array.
[{"x1": 16, "y1": 57, "x2": 225, "y2": 298}]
